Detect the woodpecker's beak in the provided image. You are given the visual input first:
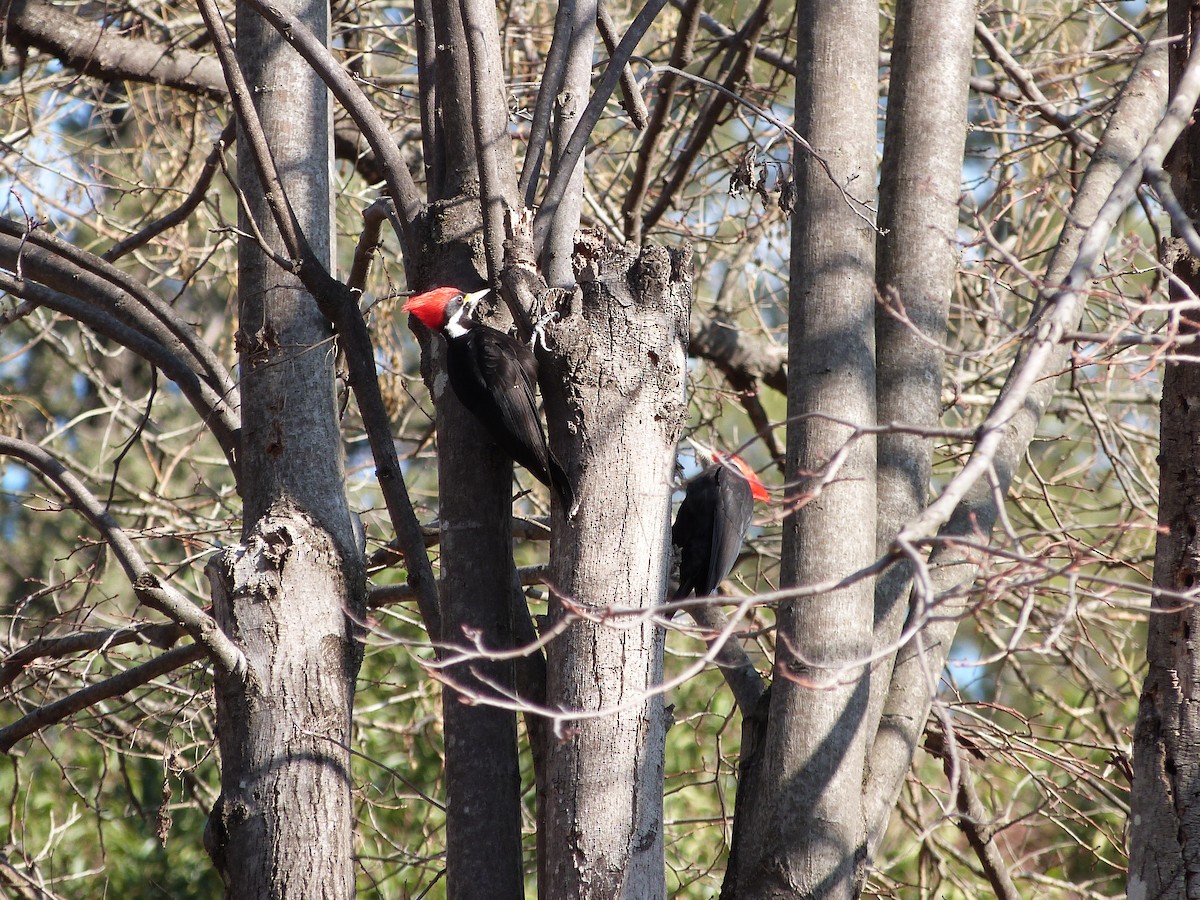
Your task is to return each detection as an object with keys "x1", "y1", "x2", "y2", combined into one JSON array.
[{"x1": 462, "y1": 288, "x2": 490, "y2": 319}]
